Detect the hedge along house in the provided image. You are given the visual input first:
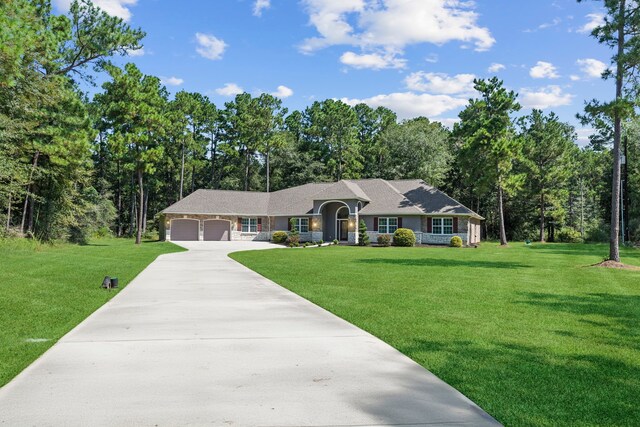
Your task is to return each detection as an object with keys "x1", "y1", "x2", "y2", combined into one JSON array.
[{"x1": 159, "y1": 179, "x2": 483, "y2": 245}]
